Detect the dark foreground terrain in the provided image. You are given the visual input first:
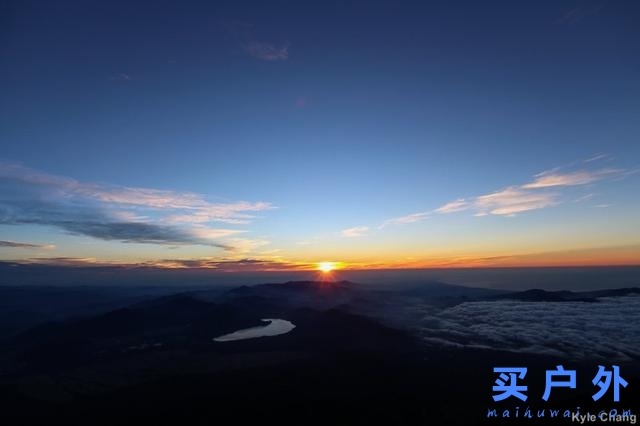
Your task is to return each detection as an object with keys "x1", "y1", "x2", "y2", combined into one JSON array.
[{"x1": 0, "y1": 280, "x2": 638, "y2": 425}]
